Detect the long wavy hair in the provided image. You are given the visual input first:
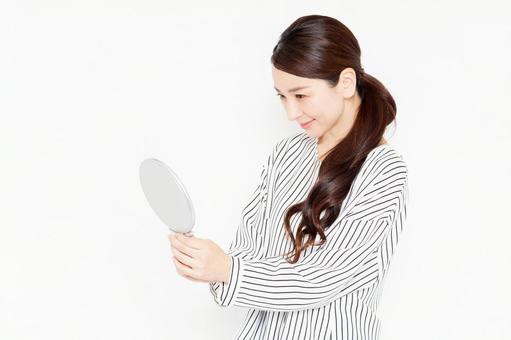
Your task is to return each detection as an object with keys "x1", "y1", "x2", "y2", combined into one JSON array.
[{"x1": 271, "y1": 15, "x2": 397, "y2": 264}]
